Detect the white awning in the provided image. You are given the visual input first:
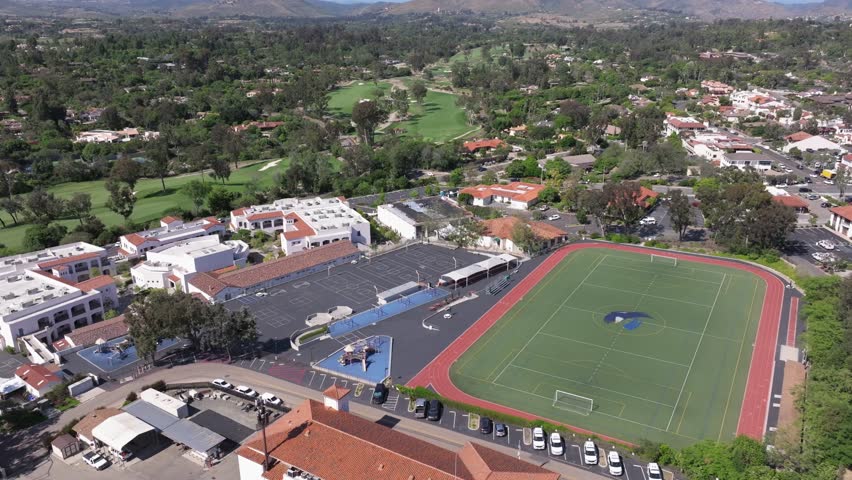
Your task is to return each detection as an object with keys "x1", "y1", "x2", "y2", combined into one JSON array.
[
  {"x1": 92, "y1": 412, "x2": 154, "y2": 452},
  {"x1": 0, "y1": 377, "x2": 25, "y2": 396}
]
